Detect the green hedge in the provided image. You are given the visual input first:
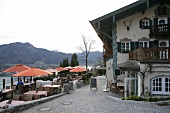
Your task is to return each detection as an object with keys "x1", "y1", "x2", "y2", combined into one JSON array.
[
  {"x1": 122, "y1": 95, "x2": 170, "y2": 102},
  {"x1": 33, "y1": 76, "x2": 54, "y2": 82}
]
